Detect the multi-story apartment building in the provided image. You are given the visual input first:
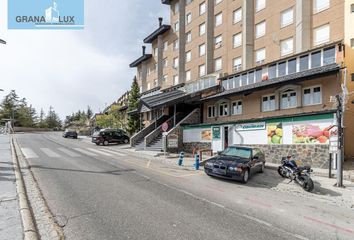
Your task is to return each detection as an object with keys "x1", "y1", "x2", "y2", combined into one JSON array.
[{"x1": 130, "y1": 0, "x2": 354, "y2": 166}]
